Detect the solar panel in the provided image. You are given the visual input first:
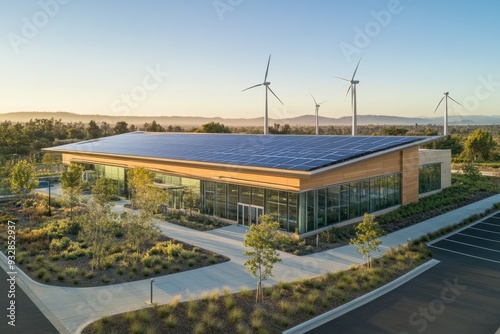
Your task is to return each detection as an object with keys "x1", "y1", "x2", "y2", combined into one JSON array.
[{"x1": 48, "y1": 132, "x2": 432, "y2": 172}]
